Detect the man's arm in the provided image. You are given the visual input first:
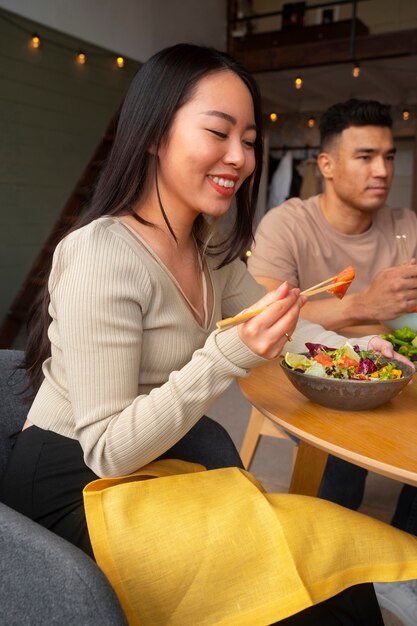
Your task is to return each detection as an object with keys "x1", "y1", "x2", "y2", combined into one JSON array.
[{"x1": 254, "y1": 259, "x2": 417, "y2": 331}]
